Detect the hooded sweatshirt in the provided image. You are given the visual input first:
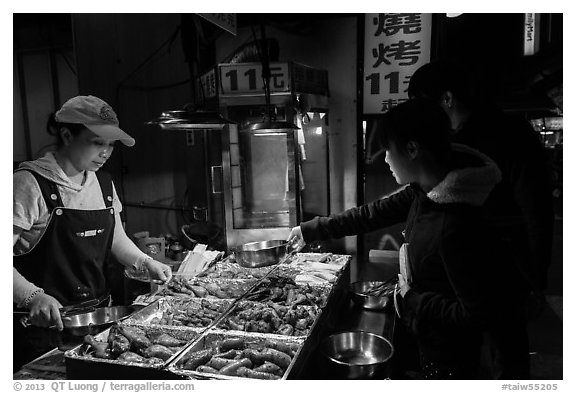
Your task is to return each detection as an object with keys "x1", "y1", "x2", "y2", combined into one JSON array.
[
  {"x1": 13, "y1": 152, "x2": 147, "y2": 307},
  {"x1": 301, "y1": 144, "x2": 513, "y2": 366}
]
